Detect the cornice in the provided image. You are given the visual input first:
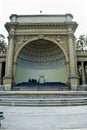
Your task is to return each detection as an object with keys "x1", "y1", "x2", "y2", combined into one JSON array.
[
  {"x1": 5, "y1": 22, "x2": 78, "y2": 32},
  {"x1": 5, "y1": 21, "x2": 77, "y2": 26},
  {"x1": 10, "y1": 14, "x2": 73, "y2": 18}
]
